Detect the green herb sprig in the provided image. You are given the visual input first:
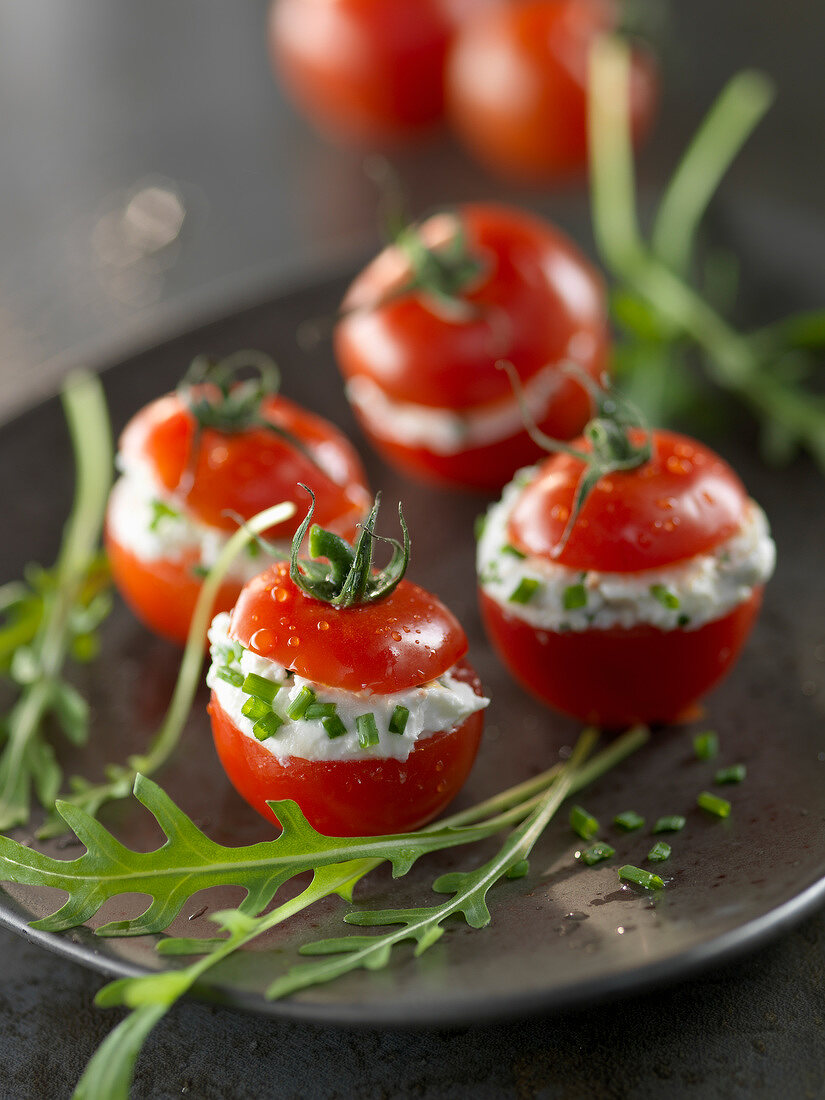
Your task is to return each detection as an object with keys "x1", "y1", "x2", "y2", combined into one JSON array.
[
  {"x1": 0, "y1": 373, "x2": 113, "y2": 832},
  {"x1": 589, "y1": 38, "x2": 825, "y2": 473}
]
